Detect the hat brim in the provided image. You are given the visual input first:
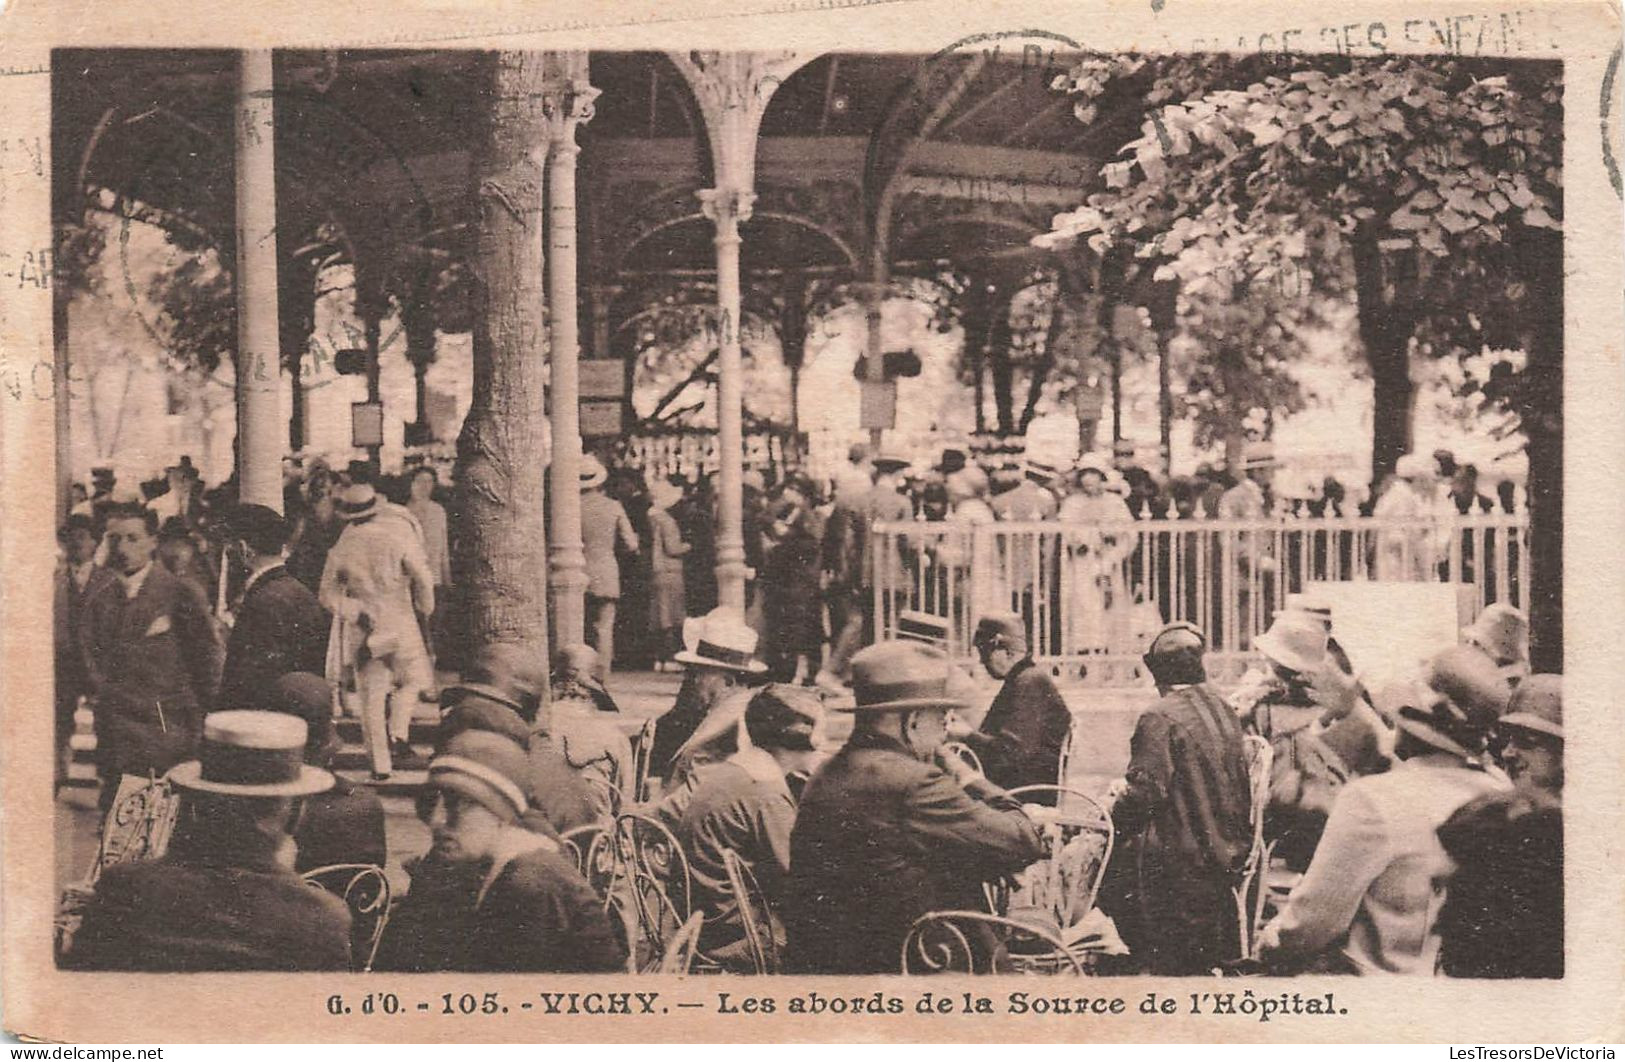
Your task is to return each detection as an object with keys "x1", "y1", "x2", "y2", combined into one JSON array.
[
  {"x1": 672, "y1": 649, "x2": 768, "y2": 674},
  {"x1": 168, "y1": 760, "x2": 334, "y2": 798},
  {"x1": 337, "y1": 503, "x2": 377, "y2": 521},
  {"x1": 835, "y1": 695, "x2": 969, "y2": 713},
  {"x1": 872, "y1": 458, "x2": 911, "y2": 471},
  {"x1": 1254, "y1": 632, "x2": 1325, "y2": 674},
  {"x1": 1394, "y1": 715, "x2": 1475, "y2": 760},
  {"x1": 579, "y1": 472, "x2": 607, "y2": 489},
  {"x1": 1498, "y1": 712, "x2": 1563, "y2": 740}
]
